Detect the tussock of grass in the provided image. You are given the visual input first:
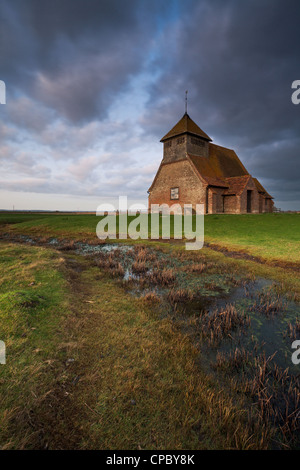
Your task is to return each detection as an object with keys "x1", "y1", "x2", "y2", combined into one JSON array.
[
  {"x1": 147, "y1": 268, "x2": 176, "y2": 287},
  {"x1": 142, "y1": 291, "x2": 161, "y2": 303},
  {"x1": 199, "y1": 305, "x2": 251, "y2": 347},
  {"x1": 215, "y1": 348, "x2": 300, "y2": 447},
  {"x1": 131, "y1": 260, "x2": 148, "y2": 274},
  {"x1": 167, "y1": 288, "x2": 195, "y2": 304},
  {"x1": 182, "y1": 263, "x2": 206, "y2": 273},
  {"x1": 249, "y1": 290, "x2": 287, "y2": 317},
  {"x1": 285, "y1": 318, "x2": 300, "y2": 341}
]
